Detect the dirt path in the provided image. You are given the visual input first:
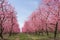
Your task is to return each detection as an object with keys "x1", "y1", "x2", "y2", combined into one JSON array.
[{"x1": 15, "y1": 37, "x2": 20, "y2": 40}]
